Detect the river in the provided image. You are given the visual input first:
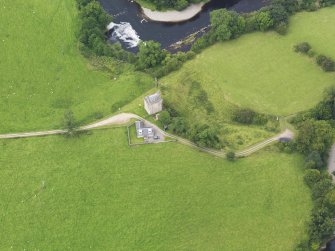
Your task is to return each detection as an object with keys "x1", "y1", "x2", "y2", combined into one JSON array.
[{"x1": 98, "y1": 0, "x2": 270, "y2": 51}]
